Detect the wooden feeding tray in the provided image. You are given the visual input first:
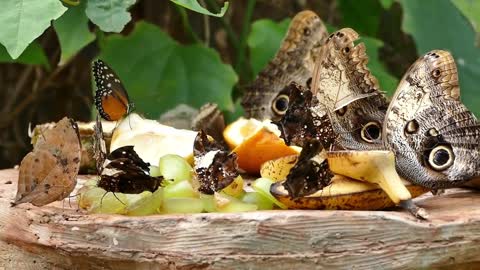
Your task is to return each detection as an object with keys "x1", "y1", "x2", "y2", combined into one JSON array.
[{"x1": 0, "y1": 168, "x2": 480, "y2": 269}]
